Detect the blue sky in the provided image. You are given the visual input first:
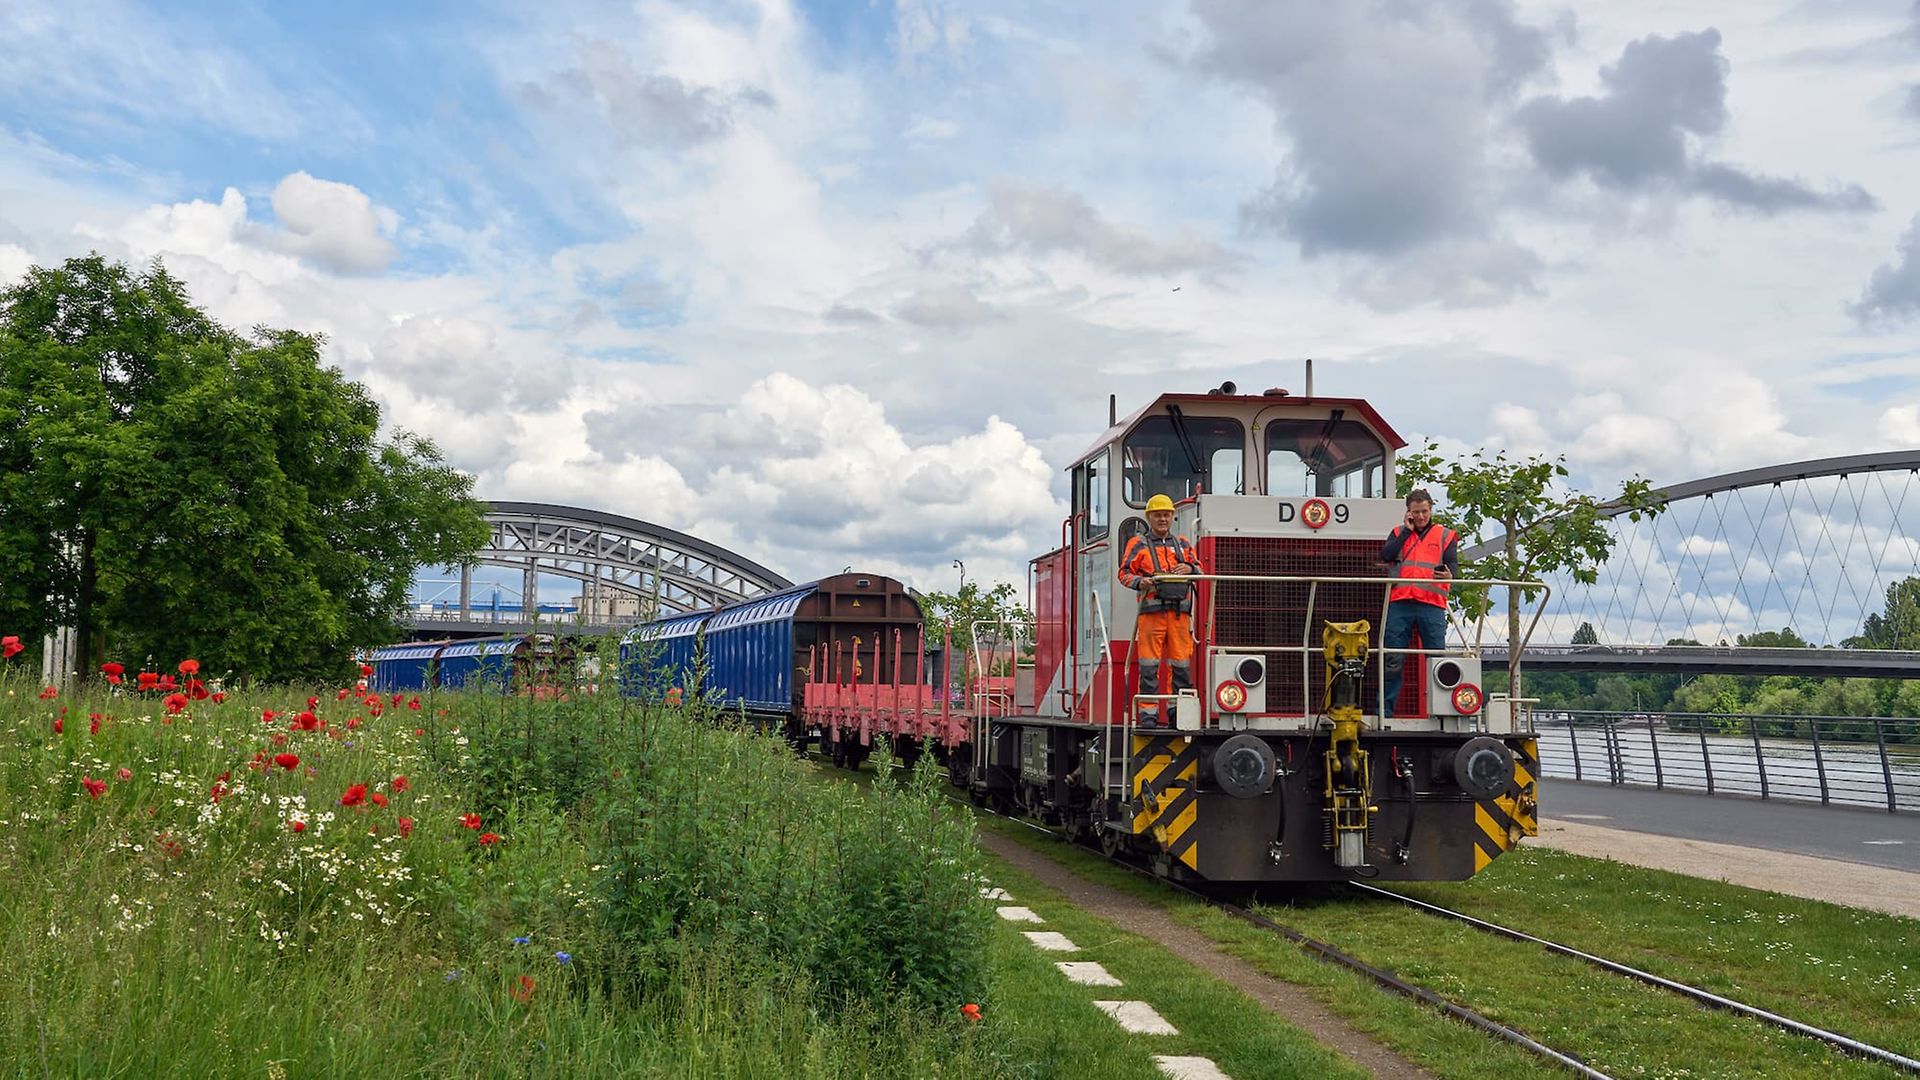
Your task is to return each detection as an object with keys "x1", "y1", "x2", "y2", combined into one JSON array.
[{"x1": 2, "y1": 0, "x2": 1918, "y2": 604}]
